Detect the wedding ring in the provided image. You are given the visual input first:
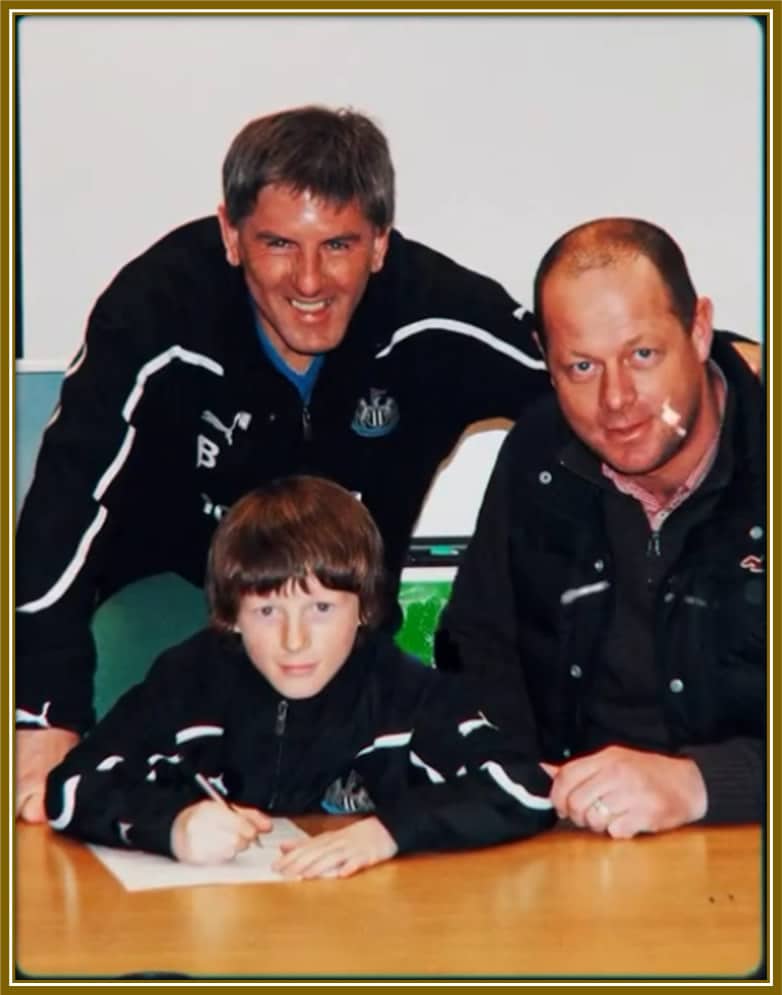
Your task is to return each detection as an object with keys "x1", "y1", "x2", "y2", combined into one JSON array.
[{"x1": 590, "y1": 796, "x2": 610, "y2": 819}]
